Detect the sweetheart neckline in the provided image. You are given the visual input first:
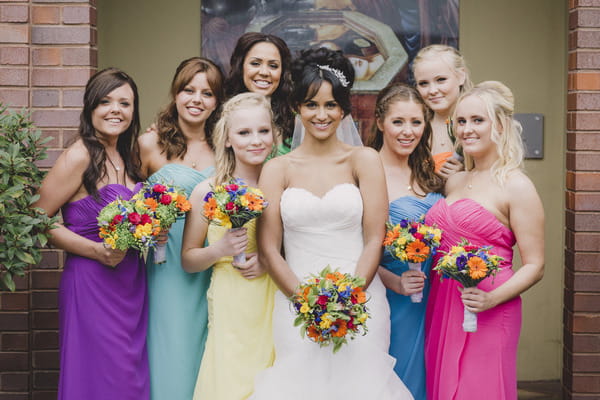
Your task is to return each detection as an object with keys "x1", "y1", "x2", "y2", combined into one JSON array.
[
  {"x1": 282, "y1": 182, "x2": 359, "y2": 200},
  {"x1": 443, "y1": 197, "x2": 511, "y2": 231}
]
